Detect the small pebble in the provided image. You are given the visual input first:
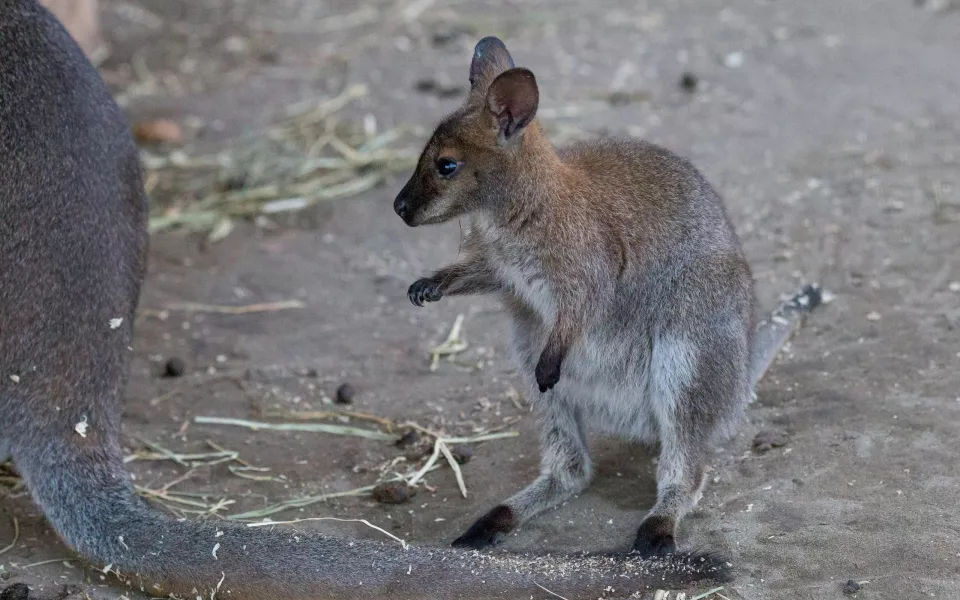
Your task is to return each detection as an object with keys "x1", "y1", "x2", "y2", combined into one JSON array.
[
  {"x1": 842, "y1": 579, "x2": 861, "y2": 595},
  {"x1": 164, "y1": 357, "x2": 186, "y2": 378},
  {"x1": 223, "y1": 35, "x2": 249, "y2": 53},
  {"x1": 57, "y1": 585, "x2": 84, "y2": 599},
  {"x1": 431, "y1": 25, "x2": 473, "y2": 47},
  {"x1": 133, "y1": 119, "x2": 183, "y2": 145},
  {"x1": 0, "y1": 583, "x2": 30, "y2": 600},
  {"x1": 372, "y1": 481, "x2": 416, "y2": 505},
  {"x1": 395, "y1": 430, "x2": 420, "y2": 449},
  {"x1": 679, "y1": 72, "x2": 699, "y2": 92},
  {"x1": 335, "y1": 383, "x2": 355, "y2": 404},
  {"x1": 608, "y1": 91, "x2": 632, "y2": 106},
  {"x1": 723, "y1": 51, "x2": 745, "y2": 68},
  {"x1": 258, "y1": 48, "x2": 280, "y2": 64},
  {"x1": 752, "y1": 429, "x2": 790, "y2": 453},
  {"x1": 217, "y1": 175, "x2": 248, "y2": 192},
  {"x1": 413, "y1": 78, "x2": 463, "y2": 99},
  {"x1": 404, "y1": 447, "x2": 431, "y2": 462},
  {"x1": 450, "y1": 444, "x2": 473, "y2": 465}
]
